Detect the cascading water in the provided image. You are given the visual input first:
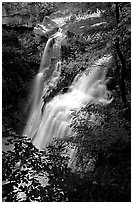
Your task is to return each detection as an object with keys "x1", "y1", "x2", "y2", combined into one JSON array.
[
  {"x1": 23, "y1": 28, "x2": 113, "y2": 151},
  {"x1": 23, "y1": 29, "x2": 66, "y2": 144}
]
